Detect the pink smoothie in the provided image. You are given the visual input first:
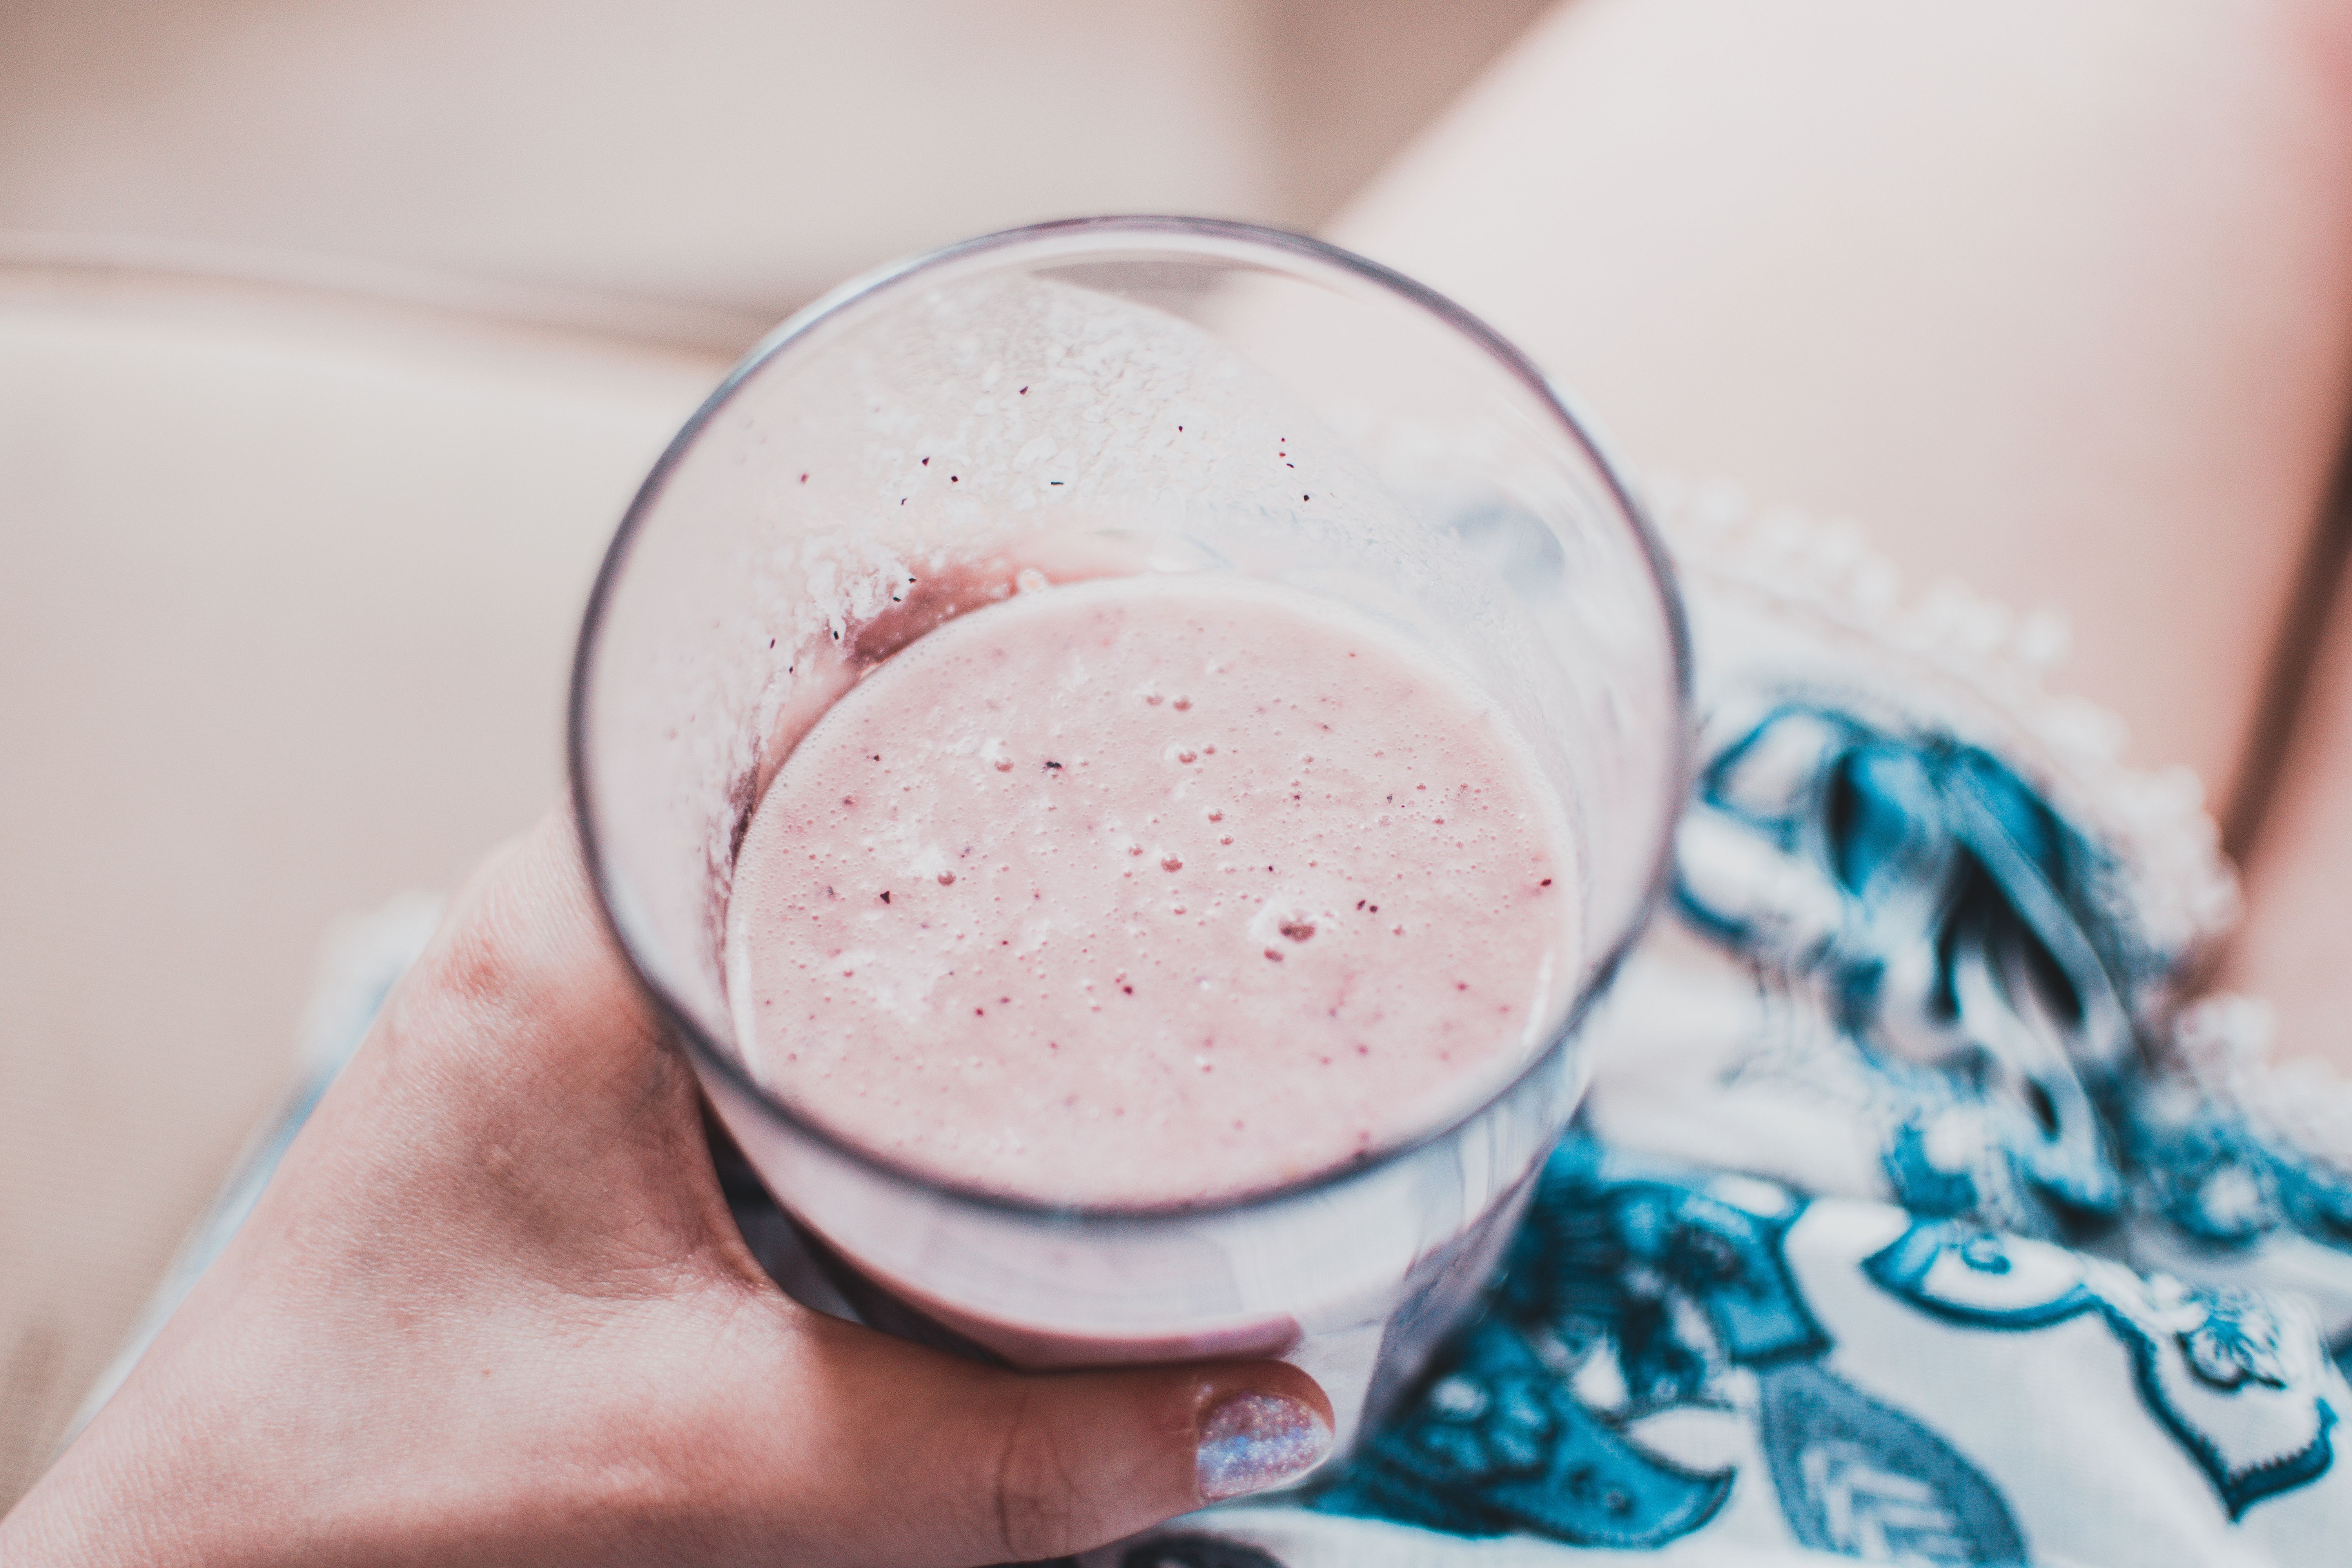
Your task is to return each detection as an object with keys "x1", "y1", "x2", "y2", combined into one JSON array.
[{"x1": 723, "y1": 573, "x2": 1577, "y2": 1207}]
